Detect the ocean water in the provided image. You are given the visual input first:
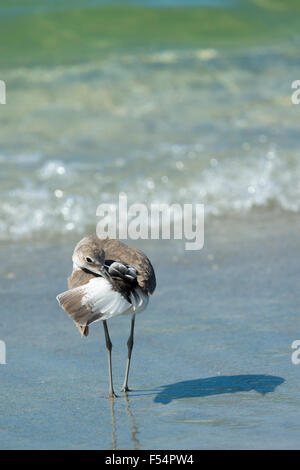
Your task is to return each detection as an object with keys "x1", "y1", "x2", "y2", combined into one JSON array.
[
  {"x1": 0, "y1": 0, "x2": 300, "y2": 450},
  {"x1": 1, "y1": 0, "x2": 300, "y2": 240}
]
